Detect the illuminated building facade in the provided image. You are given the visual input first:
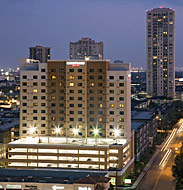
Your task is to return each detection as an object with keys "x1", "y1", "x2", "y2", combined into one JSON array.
[
  {"x1": 29, "y1": 45, "x2": 51, "y2": 63},
  {"x1": 10, "y1": 59, "x2": 134, "y2": 185},
  {"x1": 146, "y1": 8, "x2": 175, "y2": 98},
  {"x1": 70, "y1": 38, "x2": 103, "y2": 60}
]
